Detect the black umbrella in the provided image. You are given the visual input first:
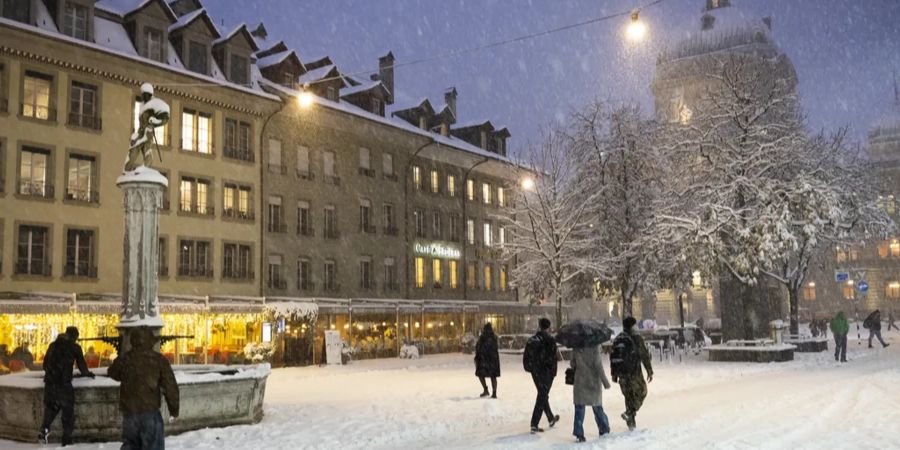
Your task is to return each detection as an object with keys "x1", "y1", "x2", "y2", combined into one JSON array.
[{"x1": 555, "y1": 320, "x2": 614, "y2": 348}]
